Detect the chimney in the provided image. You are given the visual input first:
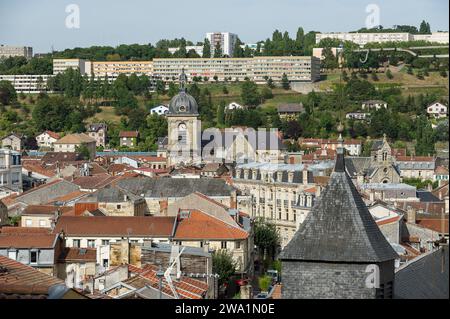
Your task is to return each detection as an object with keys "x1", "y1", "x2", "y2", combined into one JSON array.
[
  {"x1": 159, "y1": 198, "x2": 168, "y2": 216},
  {"x1": 315, "y1": 186, "x2": 321, "y2": 198},
  {"x1": 302, "y1": 169, "x2": 309, "y2": 185},
  {"x1": 230, "y1": 191, "x2": 237, "y2": 209},
  {"x1": 406, "y1": 206, "x2": 416, "y2": 224}
]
